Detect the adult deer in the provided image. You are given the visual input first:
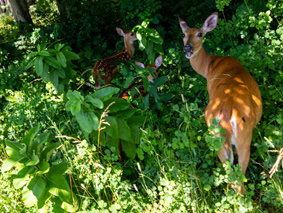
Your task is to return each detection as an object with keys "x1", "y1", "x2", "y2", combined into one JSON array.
[
  {"x1": 92, "y1": 28, "x2": 137, "y2": 87},
  {"x1": 179, "y1": 12, "x2": 262, "y2": 195},
  {"x1": 118, "y1": 55, "x2": 163, "y2": 101}
]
